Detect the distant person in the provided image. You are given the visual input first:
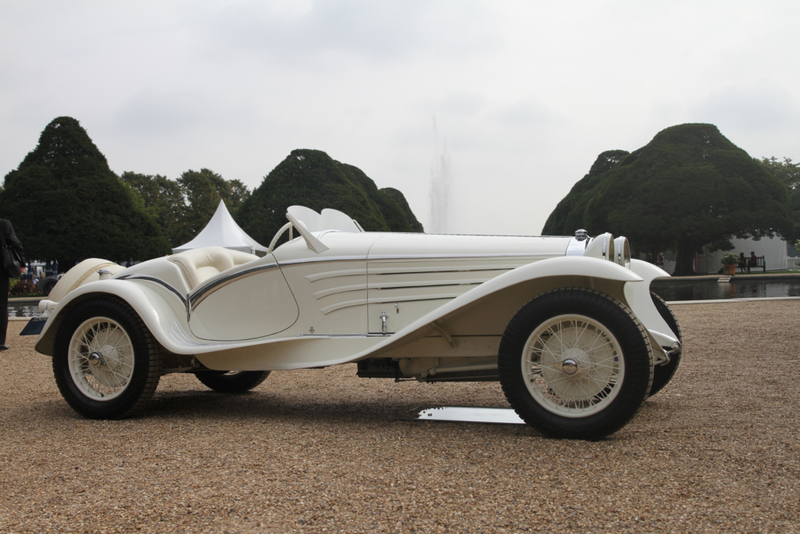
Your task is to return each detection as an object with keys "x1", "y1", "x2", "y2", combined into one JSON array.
[
  {"x1": 739, "y1": 252, "x2": 746, "y2": 270},
  {"x1": 0, "y1": 219, "x2": 25, "y2": 351},
  {"x1": 748, "y1": 251, "x2": 758, "y2": 272}
]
